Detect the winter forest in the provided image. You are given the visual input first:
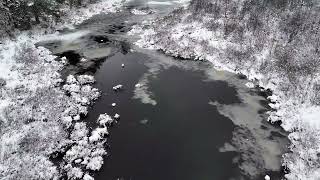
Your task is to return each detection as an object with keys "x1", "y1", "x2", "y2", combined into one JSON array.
[{"x1": 0, "y1": 0, "x2": 320, "y2": 180}]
